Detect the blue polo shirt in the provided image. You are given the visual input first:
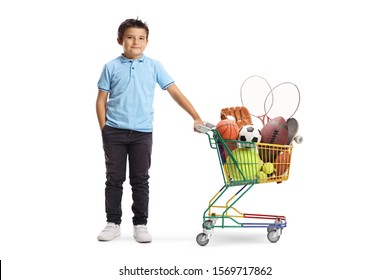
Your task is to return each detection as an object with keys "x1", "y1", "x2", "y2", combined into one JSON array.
[{"x1": 98, "y1": 54, "x2": 174, "y2": 132}]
